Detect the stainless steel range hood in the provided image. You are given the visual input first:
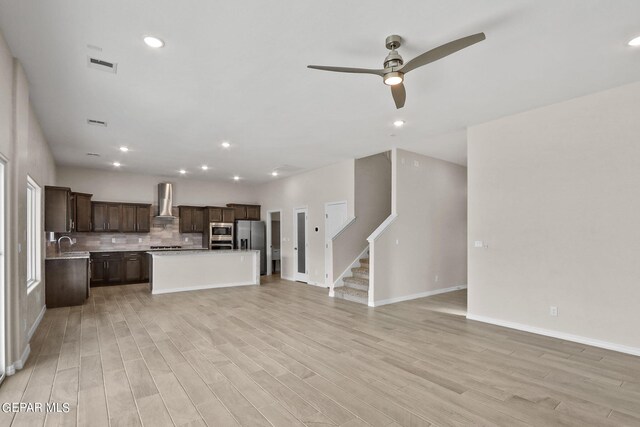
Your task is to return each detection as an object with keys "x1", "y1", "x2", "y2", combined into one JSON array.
[{"x1": 155, "y1": 183, "x2": 177, "y2": 218}]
